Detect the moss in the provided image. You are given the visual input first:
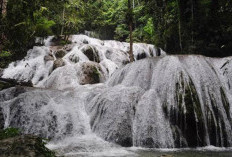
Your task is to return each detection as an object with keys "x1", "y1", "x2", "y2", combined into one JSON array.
[
  {"x1": 90, "y1": 67, "x2": 101, "y2": 83},
  {"x1": 55, "y1": 50, "x2": 66, "y2": 58},
  {"x1": 173, "y1": 74, "x2": 205, "y2": 147},
  {"x1": 0, "y1": 82, "x2": 14, "y2": 91},
  {"x1": 0, "y1": 51, "x2": 12, "y2": 58},
  {"x1": 220, "y1": 87, "x2": 231, "y2": 121},
  {"x1": 0, "y1": 51, "x2": 13, "y2": 68},
  {"x1": 34, "y1": 137, "x2": 56, "y2": 157},
  {"x1": 0, "y1": 128, "x2": 20, "y2": 140},
  {"x1": 51, "y1": 36, "x2": 72, "y2": 46},
  {"x1": 59, "y1": 40, "x2": 72, "y2": 46},
  {"x1": 208, "y1": 88, "x2": 231, "y2": 147},
  {"x1": 83, "y1": 46, "x2": 100, "y2": 63}
]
